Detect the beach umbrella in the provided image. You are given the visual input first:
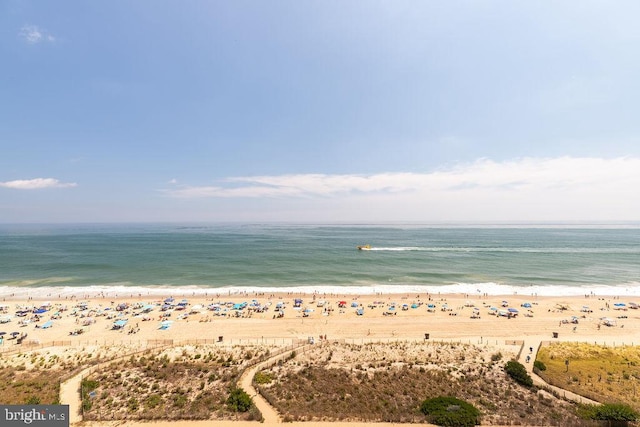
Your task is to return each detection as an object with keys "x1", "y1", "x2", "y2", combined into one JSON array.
[
  {"x1": 11, "y1": 332, "x2": 19, "y2": 336},
  {"x1": 508, "y1": 308, "x2": 519, "y2": 313},
  {"x1": 0, "y1": 332, "x2": 6, "y2": 335}
]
